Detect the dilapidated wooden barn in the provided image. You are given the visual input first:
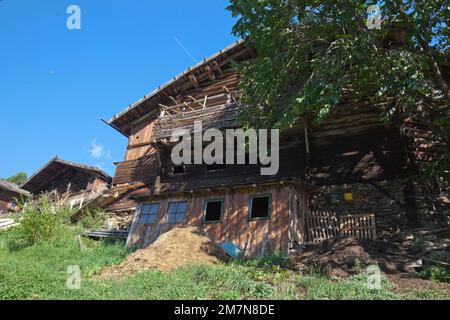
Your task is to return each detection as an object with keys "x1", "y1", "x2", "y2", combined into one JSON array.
[
  {"x1": 81, "y1": 40, "x2": 447, "y2": 256},
  {"x1": 0, "y1": 179, "x2": 30, "y2": 215},
  {"x1": 23, "y1": 157, "x2": 112, "y2": 210}
]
